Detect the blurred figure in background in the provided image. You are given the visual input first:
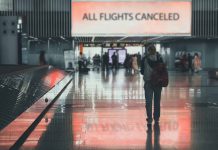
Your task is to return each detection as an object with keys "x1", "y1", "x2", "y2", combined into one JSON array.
[
  {"x1": 137, "y1": 52, "x2": 142, "y2": 67},
  {"x1": 124, "y1": 53, "x2": 132, "y2": 73},
  {"x1": 111, "y1": 52, "x2": 118, "y2": 70},
  {"x1": 92, "y1": 54, "x2": 101, "y2": 71},
  {"x1": 187, "y1": 53, "x2": 194, "y2": 73},
  {"x1": 132, "y1": 54, "x2": 139, "y2": 74},
  {"x1": 39, "y1": 51, "x2": 47, "y2": 65},
  {"x1": 102, "y1": 52, "x2": 109, "y2": 71},
  {"x1": 193, "y1": 53, "x2": 202, "y2": 73},
  {"x1": 78, "y1": 52, "x2": 87, "y2": 72},
  {"x1": 181, "y1": 53, "x2": 188, "y2": 72}
]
